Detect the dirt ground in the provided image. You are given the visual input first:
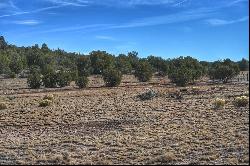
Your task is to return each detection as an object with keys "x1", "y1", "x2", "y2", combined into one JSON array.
[{"x1": 0, "y1": 75, "x2": 249, "y2": 165}]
